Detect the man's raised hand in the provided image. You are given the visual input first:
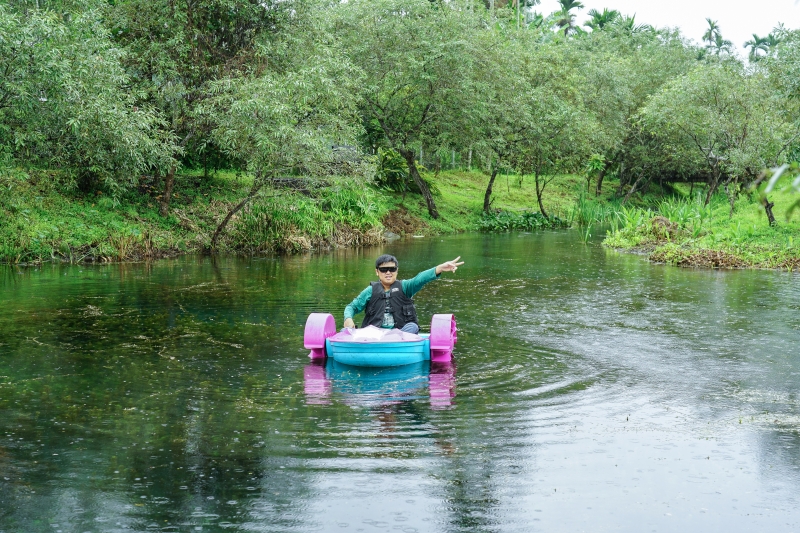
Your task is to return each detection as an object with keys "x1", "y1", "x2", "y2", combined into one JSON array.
[{"x1": 436, "y1": 256, "x2": 464, "y2": 275}]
